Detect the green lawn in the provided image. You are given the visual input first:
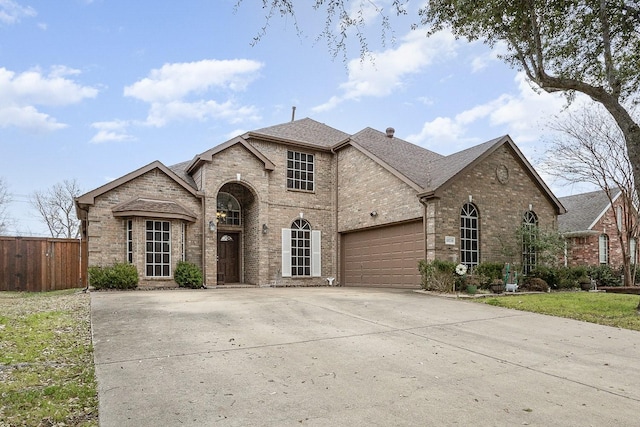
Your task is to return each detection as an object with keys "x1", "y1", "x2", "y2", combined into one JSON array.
[
  {"x1": 475, "y1": 291, "x2": 640, "y2": 331},
  {"x1": 0, "y1": 289, "x2": 98, "y2": 426}
]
